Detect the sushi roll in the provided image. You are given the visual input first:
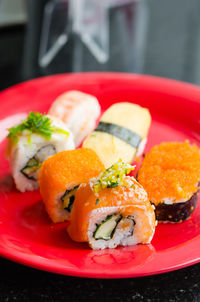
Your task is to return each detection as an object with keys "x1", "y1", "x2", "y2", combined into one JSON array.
[
  {"x1": 67, "y1": 160, "x2": 156, "y2": 250},
  {"x1": 48, "y1": 90, "x2": 101, "y2": 147},
  {"x1": 6, "y1": 112, "x2": 75, "y2": 192},
  {"x1": 39, "y1": 148, "x2": 105, "y2": 223},
  {"x1": 137, "y1": 141, "x2": 200, "y2": 222},
  {"x1": 83, "y1": 102, "x2": 151, "y2": 168}
]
